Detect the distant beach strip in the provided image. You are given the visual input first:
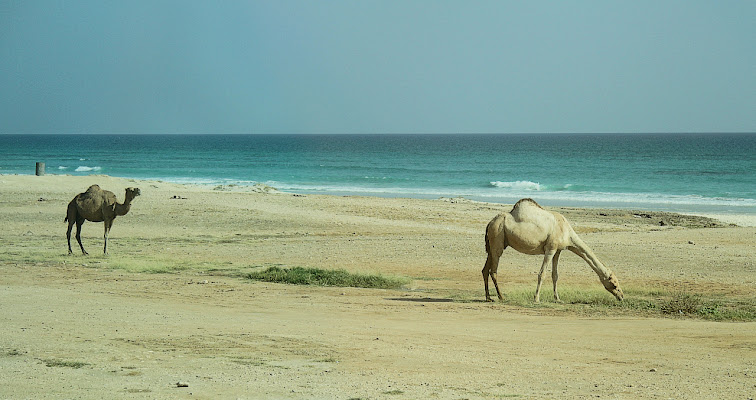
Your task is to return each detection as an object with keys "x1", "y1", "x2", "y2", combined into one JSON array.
[{"x1": 1, "y1": 133, "x2": 754, "y2": 217}]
